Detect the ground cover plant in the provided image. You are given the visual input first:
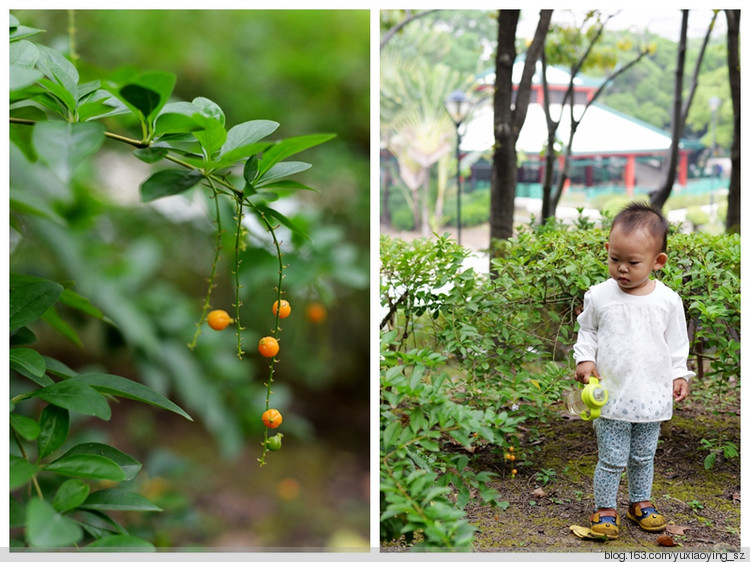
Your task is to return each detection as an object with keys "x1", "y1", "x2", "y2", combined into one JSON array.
[
  {"x1": 10, "y1": 13, "x2": 340, "y2": 549},
  {"x1": 379, "y1": 216, "x2": 739, "y2": 551}
]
